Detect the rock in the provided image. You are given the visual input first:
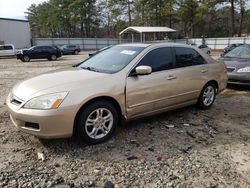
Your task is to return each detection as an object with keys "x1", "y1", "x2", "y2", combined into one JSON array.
[
  {"x1": 186, "y1": 131, "x2": 196, "y2": 138},
  {"x1": 165, "y1": 124, "x2": 175, "y2": 128},
  {"x1": 127, "y1": 156, "x2": 138, "y2": 161},
  {"x1": 148, "y1": 147, "x2": 154, "y2": 152},
  {"x1": 179, "y1": 145, "x2": 192, "y2": 153},
  {"x1": 156, "y1": 156, "x2": 163, "y2": 161},
  {"x1": 37, "y1": 152, "x2": 45, "y2": 161},
  {"x1": 94, "y1": 169, "x2": 100, "y2": 173},
  {"x1": 104, "y1": 181, "x2": 115, "y2": 188}
]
